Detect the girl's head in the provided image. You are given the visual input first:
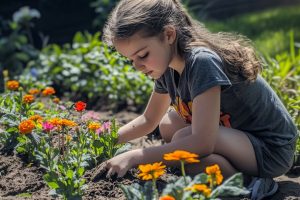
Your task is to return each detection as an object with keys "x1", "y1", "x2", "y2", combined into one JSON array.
[{"x1": 103, "y1": 0, "x2": 261, "y2": 82}]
